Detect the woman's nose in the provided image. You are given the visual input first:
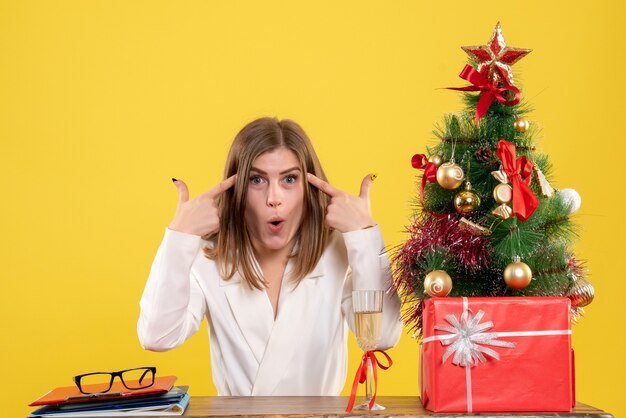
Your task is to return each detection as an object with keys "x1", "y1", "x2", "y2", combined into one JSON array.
[{"x1": 266, "y1": 183, "x2": 282, "y2": 207}]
